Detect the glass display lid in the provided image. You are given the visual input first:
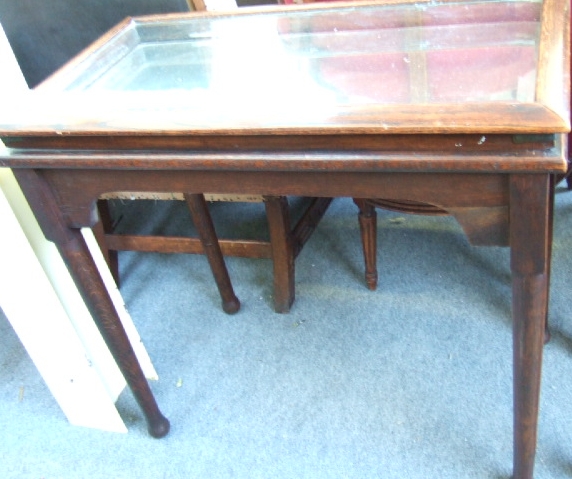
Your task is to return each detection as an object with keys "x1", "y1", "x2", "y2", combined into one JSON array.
[{"x1": 0, "y1": 0, "x2": 568, "y2": 136}]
